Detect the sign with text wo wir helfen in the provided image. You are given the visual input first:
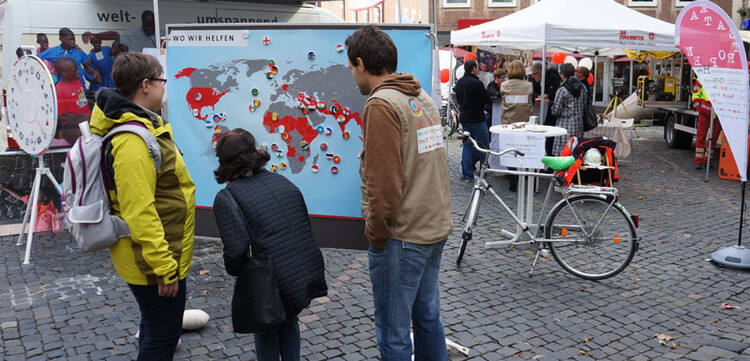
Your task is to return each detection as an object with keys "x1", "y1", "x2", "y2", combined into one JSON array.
[{"x1": 675, "y1": 1, "x2": 749, "y2": 181}]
